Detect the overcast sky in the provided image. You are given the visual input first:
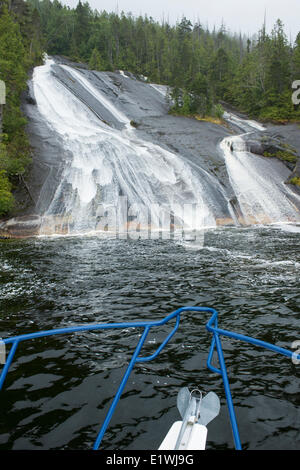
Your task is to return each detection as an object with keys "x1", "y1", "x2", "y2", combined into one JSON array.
[{"x1": 61, "y1": 0, "x2": 299, "y2": 41}]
